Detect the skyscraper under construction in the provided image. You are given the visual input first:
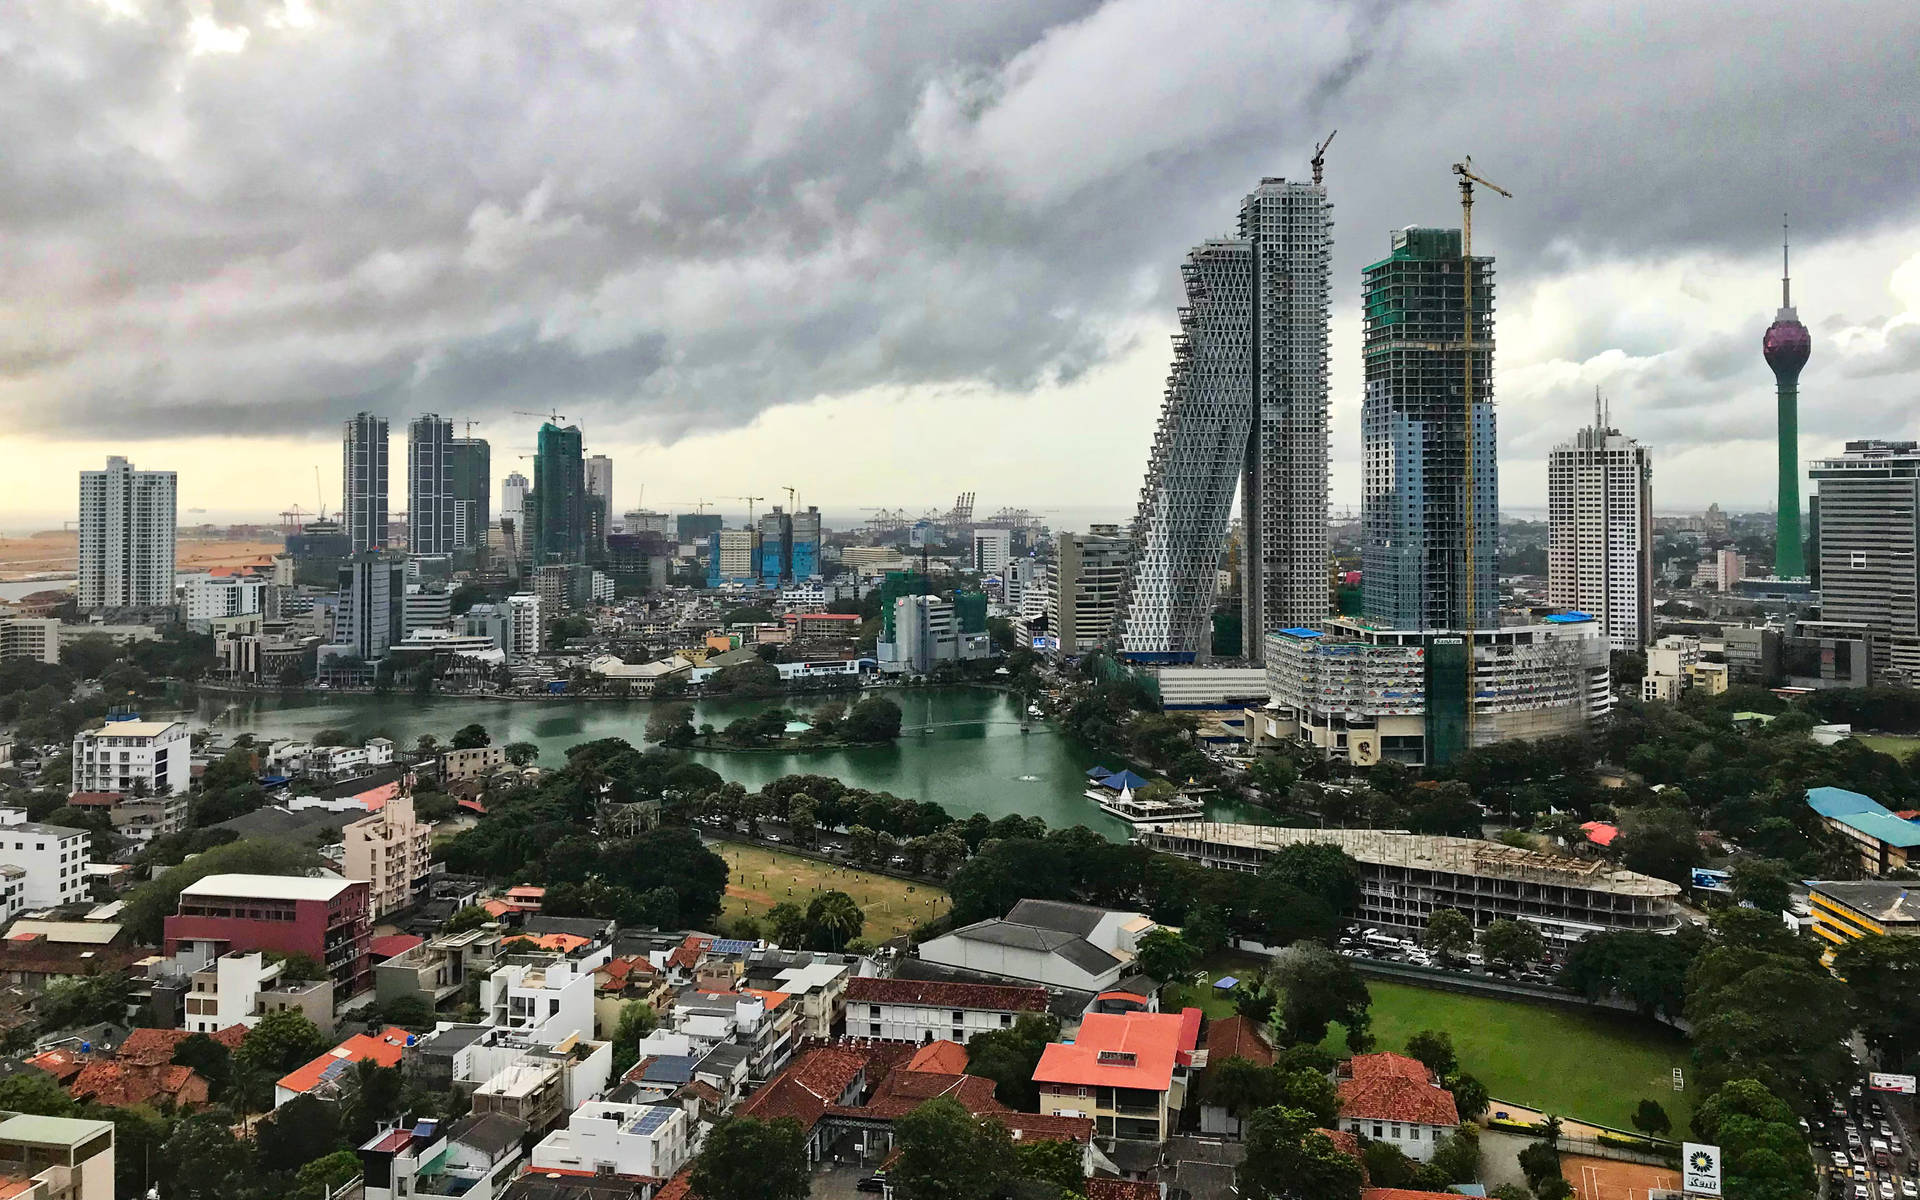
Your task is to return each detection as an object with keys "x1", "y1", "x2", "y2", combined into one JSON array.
[
  {"x1": 1119, "y1": 176, "x2": 1331, "y2": 661},
  {"x1": 1361, "y1": 227, "x2": 1497, "y2": 630}
]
